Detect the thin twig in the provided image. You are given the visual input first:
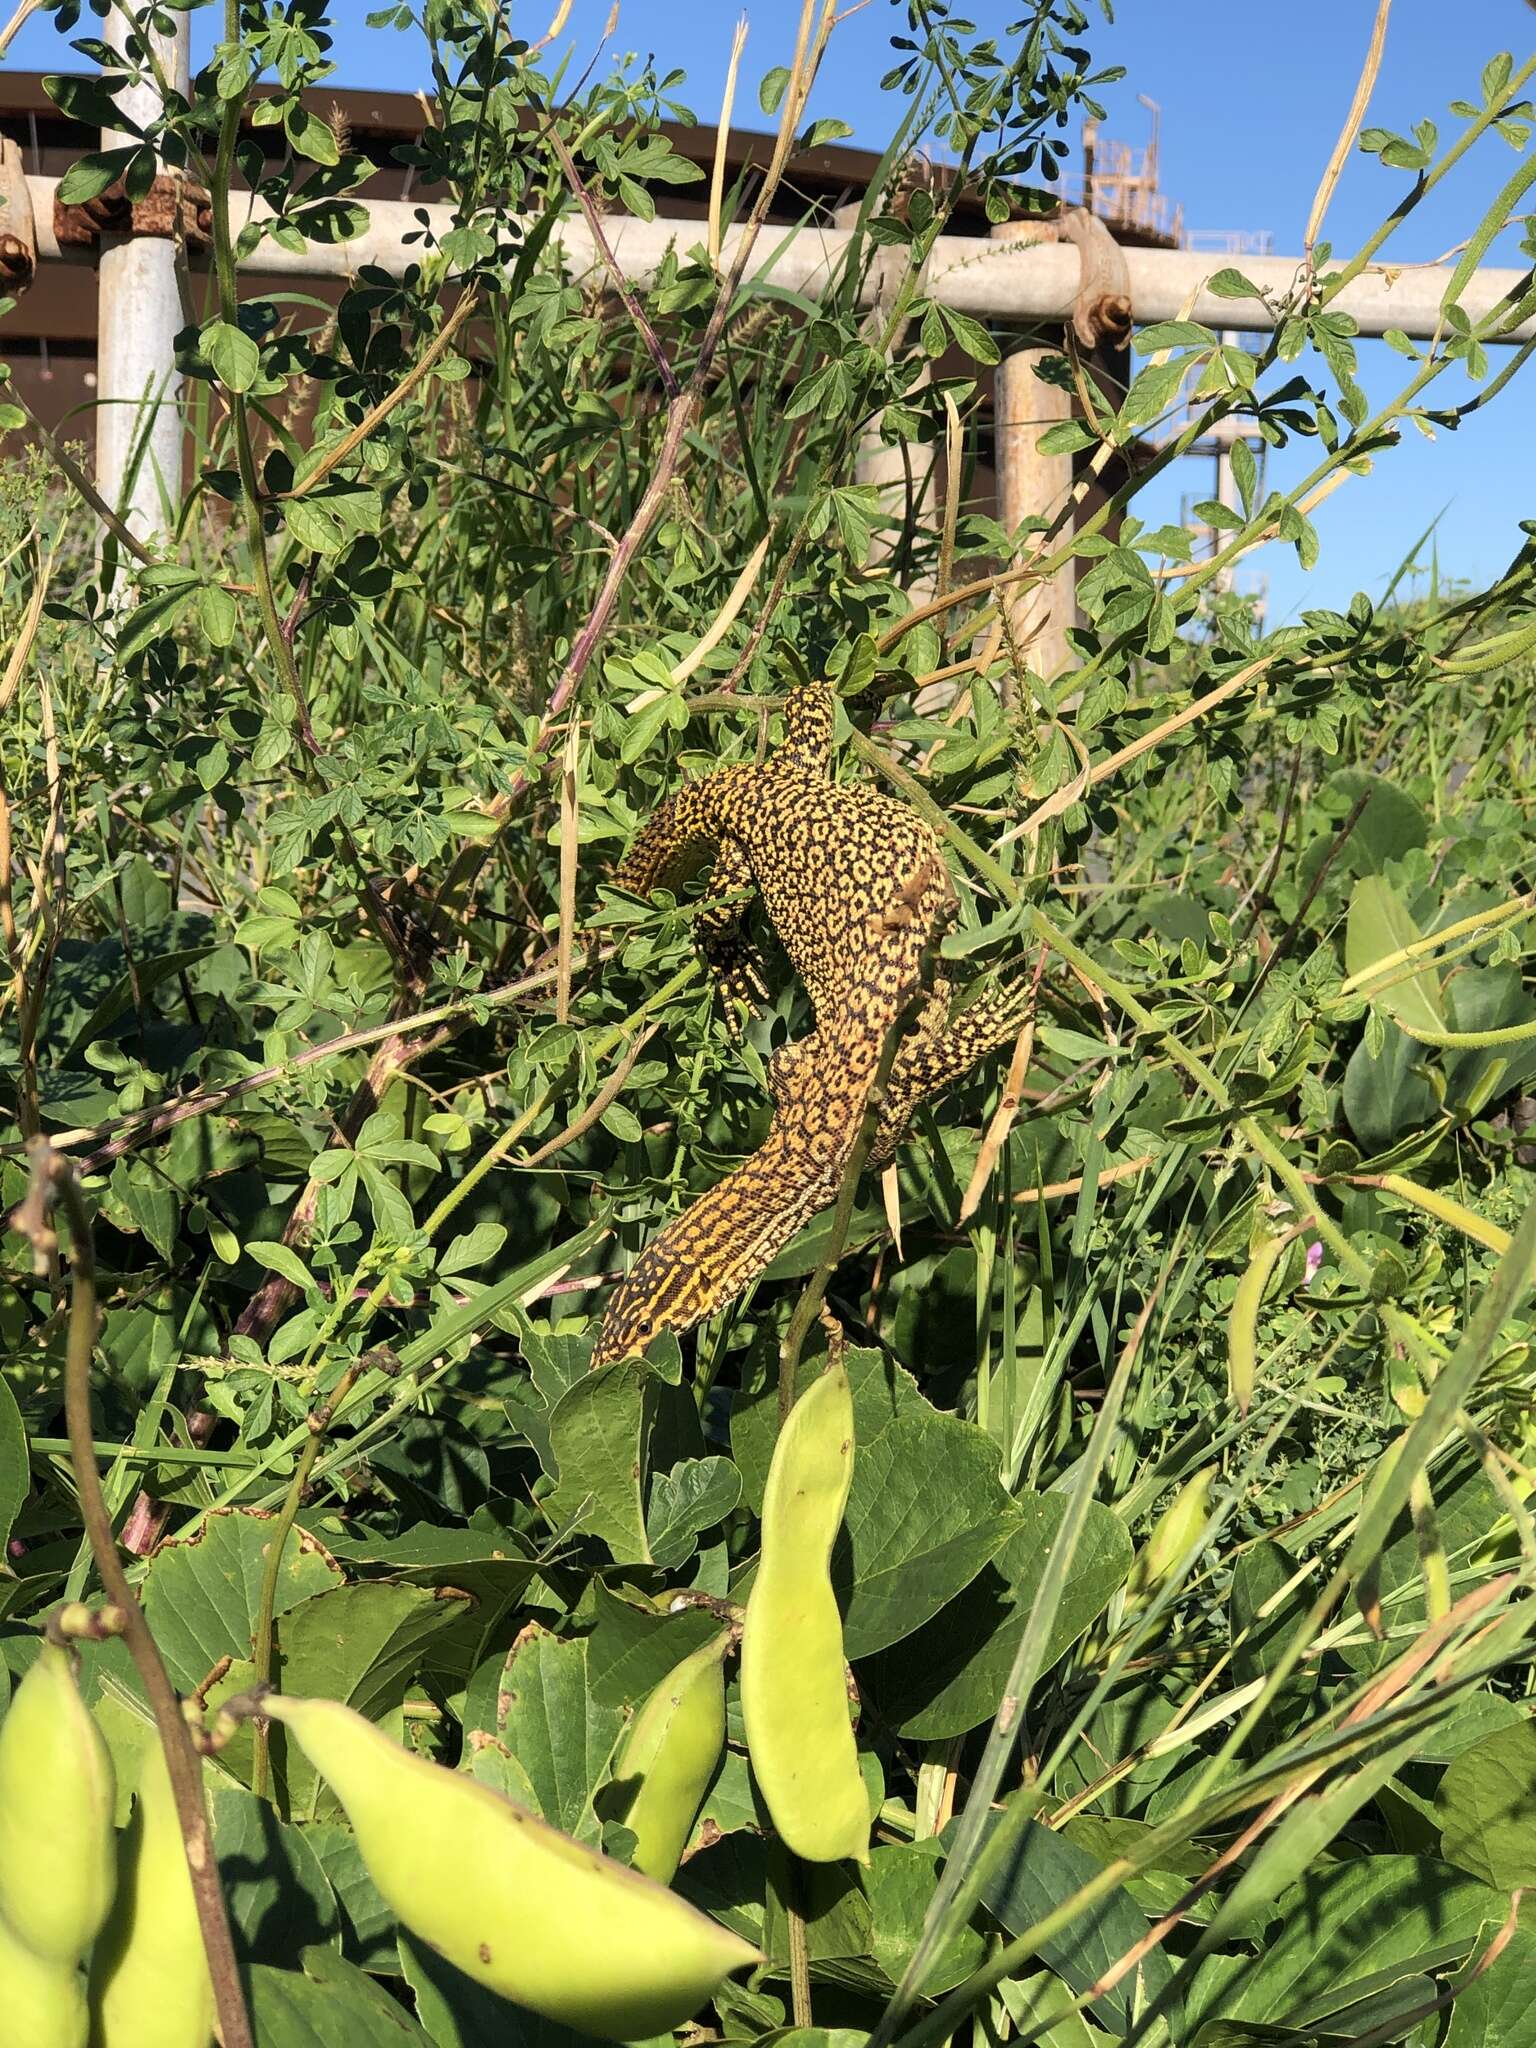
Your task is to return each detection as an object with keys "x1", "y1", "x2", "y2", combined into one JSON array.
[
  {"x1": 1305, "y1": 0, "x2": 1393, "y2": 262},
  {"x1": 547, "y1": 127, "x2": 679, "y2": 400},
  {"x1": 281, "y1": 289, "x2": 481, "y2": 500}
]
